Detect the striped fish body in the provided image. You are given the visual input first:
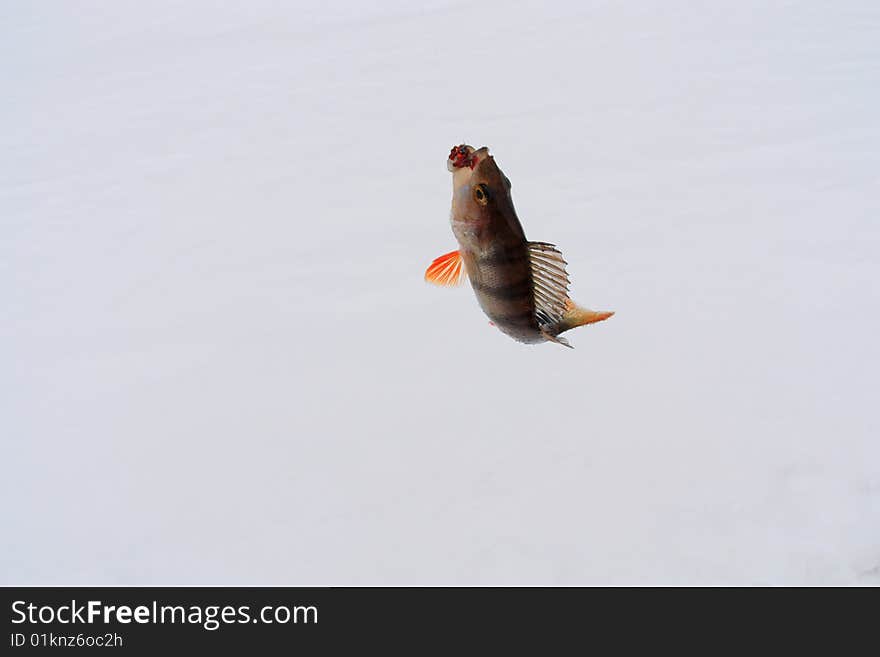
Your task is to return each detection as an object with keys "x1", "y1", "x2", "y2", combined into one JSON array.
[
  {"x1": 426, "y1": 144, "x2": 613, "y2": 348},
  {"x1": 453, "y1": 214, "x2": 544, "y2": 344}
]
